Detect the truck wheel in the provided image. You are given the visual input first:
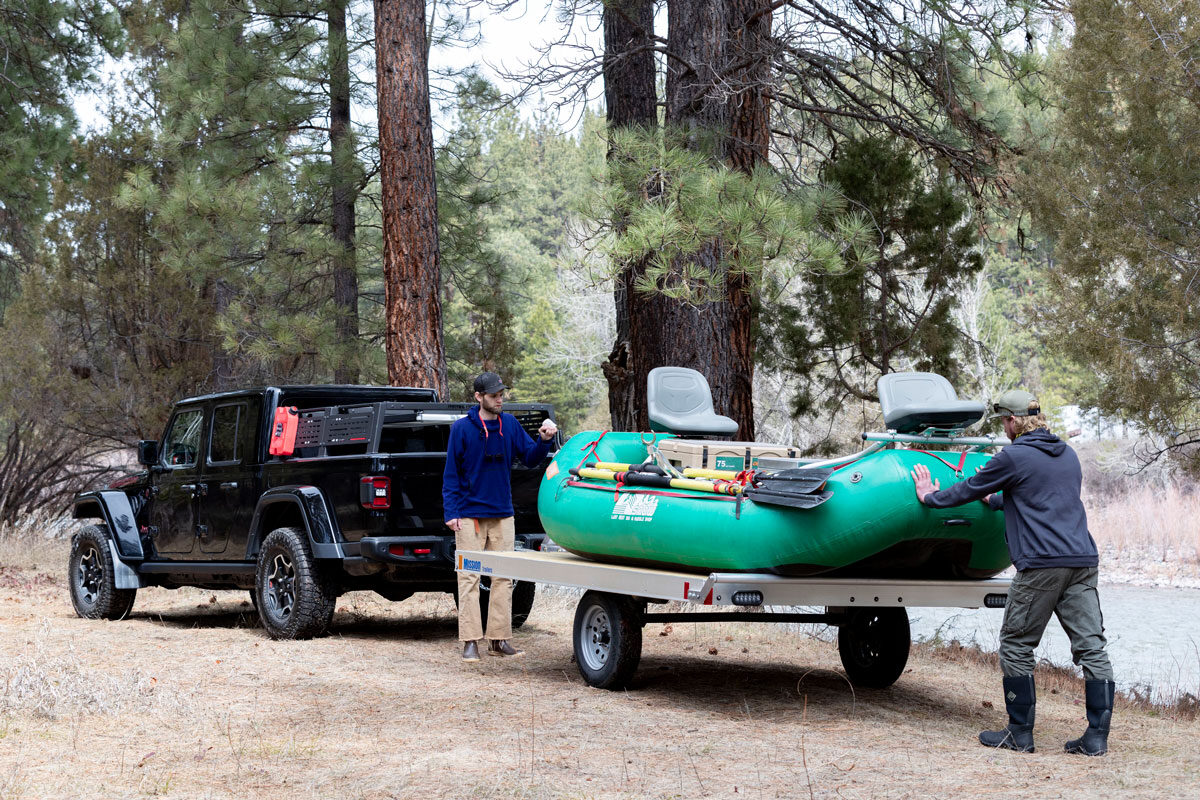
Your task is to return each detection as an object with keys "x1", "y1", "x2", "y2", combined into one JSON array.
[
  {"x1": 68, "y1": 525, "x2": 136, "y2": 620},
  {"x1": 572, "y1": 591, "x2": 642, "y2": 690},
  {"x1": 255, "y1": 527, "x2": 336, "y2": 640},
  {"x1": 476, "y1": 578, "x2": 536, "y2": 630},
  {"x1": 837, "y1": 607, "x2": 910, "y2": 689}
]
